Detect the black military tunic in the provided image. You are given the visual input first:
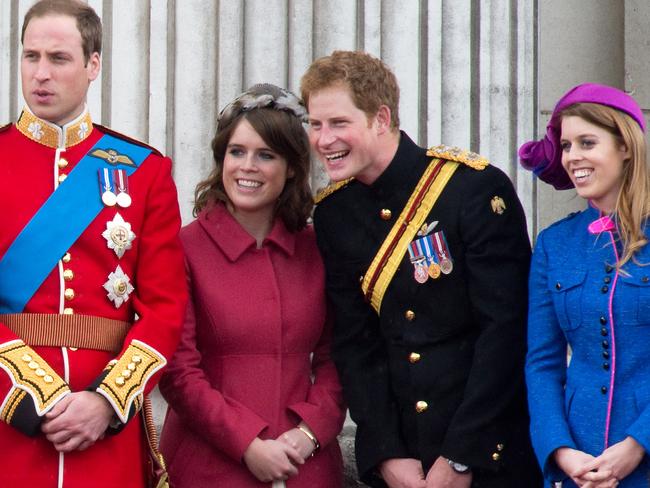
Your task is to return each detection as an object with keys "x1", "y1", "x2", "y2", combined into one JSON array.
[{"x1": 314, "y1": 132, "x2": 542, "y2": 487}]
